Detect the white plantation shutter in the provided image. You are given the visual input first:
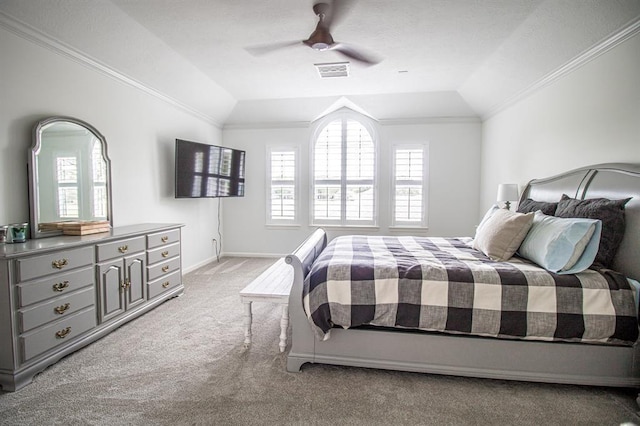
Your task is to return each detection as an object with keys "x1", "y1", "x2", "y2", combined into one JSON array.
[
  {"x1": 393, "y1": 145, "x2": 428, "y2": 226},
  {"x1": 56, "y1": 156, "x2": 79, "y2": 218},
  {"x1": 91, "y1": 140, "x2": 108, "y2": 219},
  {"x1": 268, "y1": 147, "x2": 297, "y2": 223},
  {"x1": 313, "y1": 116, "x2": 376, "y2": 225},
  {"x1": 314, "y1": 121, "x2": 342, "y2": 220}
]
